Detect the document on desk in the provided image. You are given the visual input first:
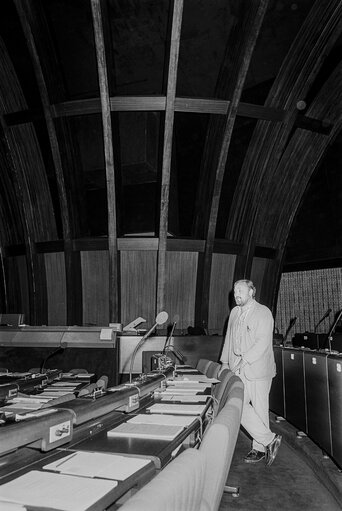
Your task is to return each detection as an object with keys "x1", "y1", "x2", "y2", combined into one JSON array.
[
  {"x1": 175, "y1": 375, "x2": 220, "y2": 383},
  {"x1": 107, "y1": 422, "x2": 184, "y2": 440},
  {"x1": 167, "y1": 381, "x2": 211, "y2": 390},
  {"x1": 43, "y1": 451, "x2": 150, "y2": 481},
  {"x1": 0, "y1": 470, "x2": 117, "y2": 511},
  {"x1": 147, "y1": 403, "x2": 207, "y2": 415},
  {"x1": 127, "y1": 413, "x2": 195, "y2": 427},
  {"x1": 160, "y1": 394, "x2": 209, "y2": 403},
  {"x1": 0, "y1": 501, "x2": 25, "y2": 510}
]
